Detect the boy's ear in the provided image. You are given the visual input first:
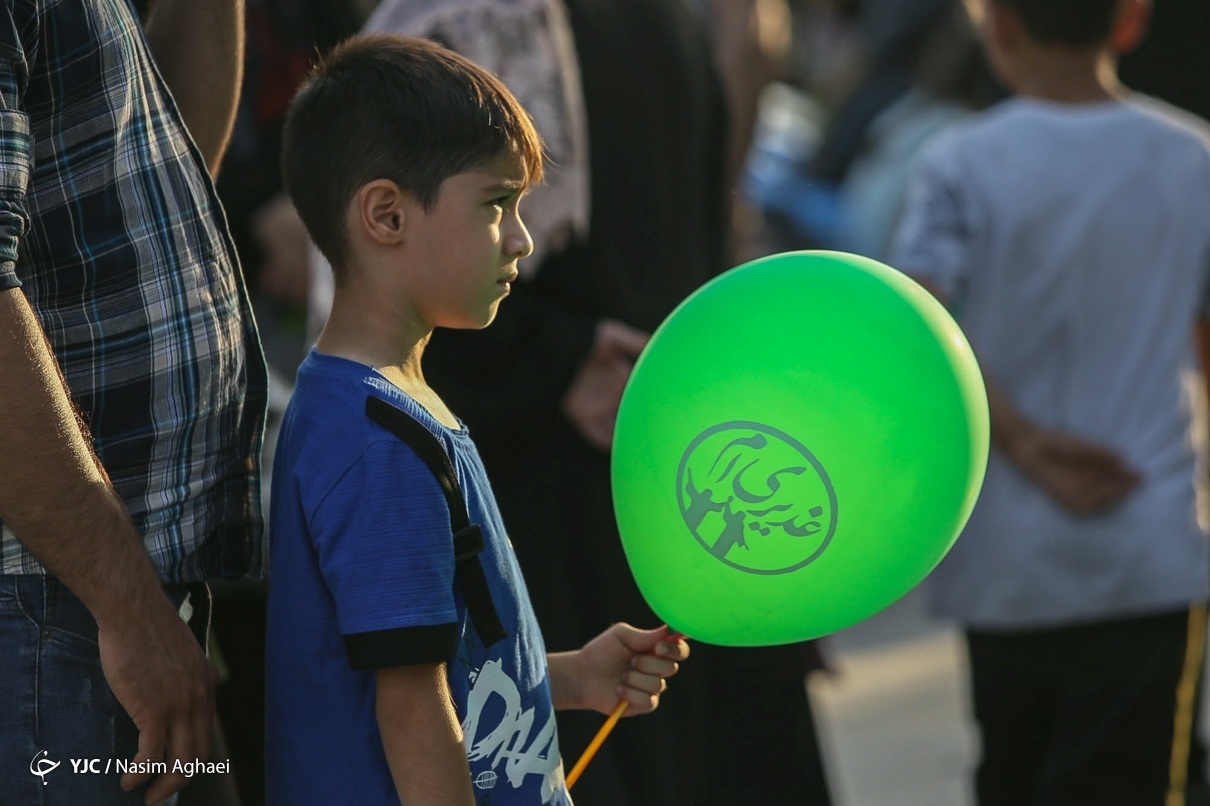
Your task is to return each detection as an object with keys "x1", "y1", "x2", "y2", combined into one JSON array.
[
  {"x1": 985, "y1": 2, "x2": 1022, "y2": 55},
  {"x1": 355, "y1": 180, "x2": 410, "y2": 246},
  {"x1": 1110, "y1": 0, "x2": 1150, "y2": 55}
]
